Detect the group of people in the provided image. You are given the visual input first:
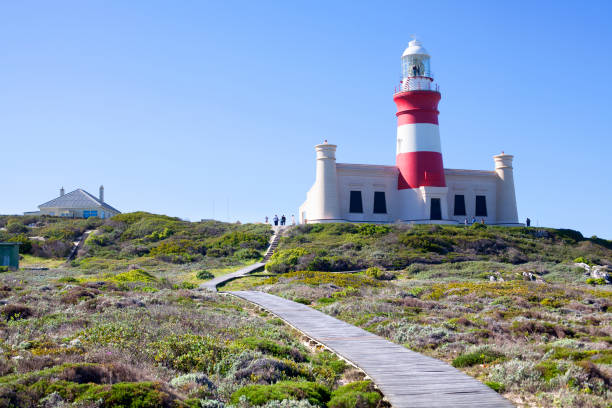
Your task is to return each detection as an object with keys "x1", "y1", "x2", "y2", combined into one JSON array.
[
  {"x1": 464, "y1": 217, "x2": 485, "y2": 225},
  {"x1": 265, "y1": 214, "x2": 295, "y2": 226}
]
